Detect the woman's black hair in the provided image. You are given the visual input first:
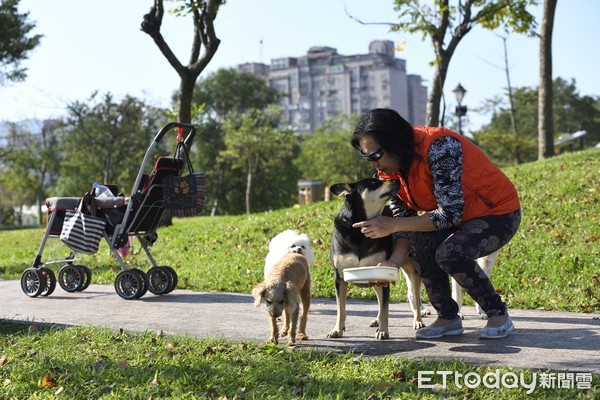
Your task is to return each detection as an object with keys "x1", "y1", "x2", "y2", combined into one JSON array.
[{"x1": 350, "y1": 108, "x2": 418, "y2": 176}]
